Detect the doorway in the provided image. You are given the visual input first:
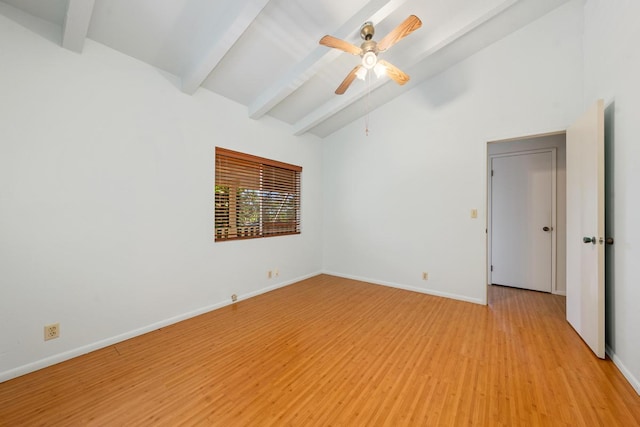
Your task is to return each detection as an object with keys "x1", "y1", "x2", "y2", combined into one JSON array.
[{"x1": 487, "y1": 133, "x2": 567, "y2": 295}]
